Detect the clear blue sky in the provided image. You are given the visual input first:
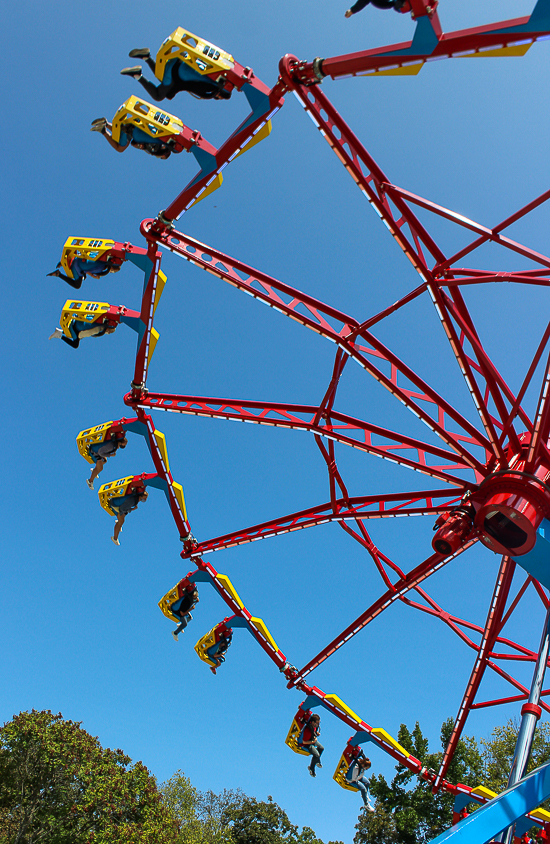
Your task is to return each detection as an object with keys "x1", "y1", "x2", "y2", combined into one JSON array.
[{"x1": 2, "y1": 1, "x2": 550, "y2": 842}]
